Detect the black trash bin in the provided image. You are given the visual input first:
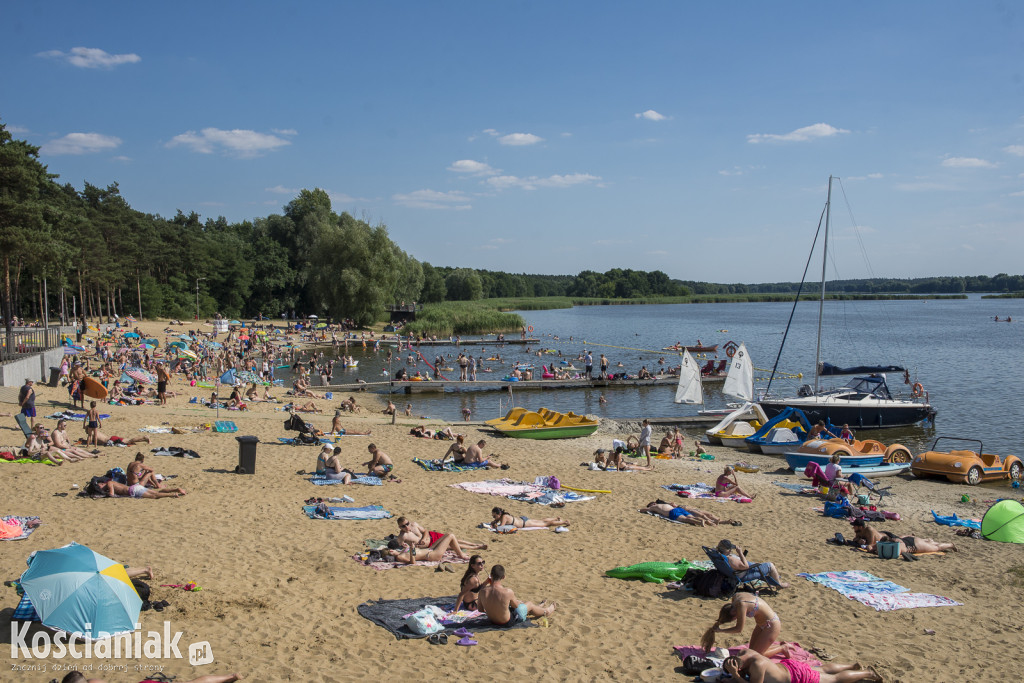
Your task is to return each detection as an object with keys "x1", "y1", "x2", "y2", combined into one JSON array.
[
  {"x1": 48, "y1": 367, "x2": 61, "y2": 387},
  {"x1": 235, "y1": 435, "x2": 259, "y2": 474}
]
